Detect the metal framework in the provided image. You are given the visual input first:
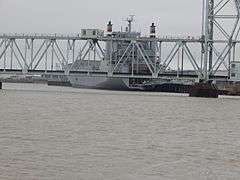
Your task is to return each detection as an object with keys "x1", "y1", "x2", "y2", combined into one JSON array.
[
  {"x1": 203, "y1": 0, "x2": 240, "y2": 79},
  {"x1": 0, "y1": 35, "x2": 205, "y2": 78},
  {"x1": 0, "y1": 0, "x2": 239, "y2": 81}
]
